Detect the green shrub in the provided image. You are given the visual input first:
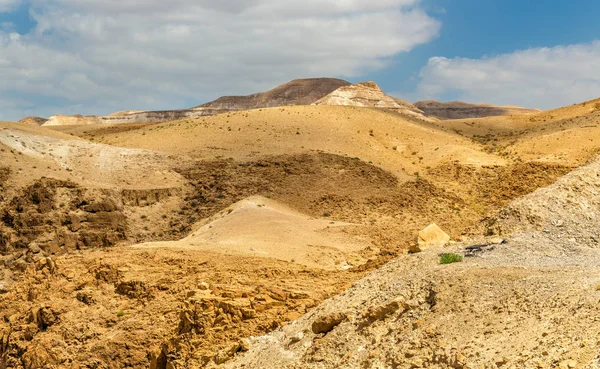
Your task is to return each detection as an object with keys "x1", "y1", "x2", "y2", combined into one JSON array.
[{"x1": 440, "y1": 253, "x2": 463, "y2": 265}]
